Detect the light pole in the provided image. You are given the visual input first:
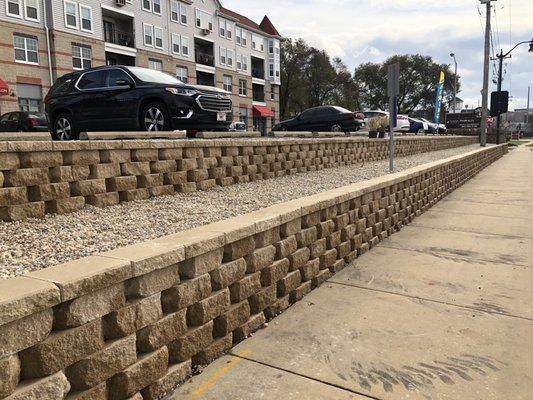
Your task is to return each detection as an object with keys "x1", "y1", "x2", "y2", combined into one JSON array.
[
  {"x1": 494, "y1": 38, "x2": 533, "y2": 144},
  {"x1": 450, "y1": 53, "x2": 458, "y2": 113},
  {"x1": 479, "y1": 0, "x2": 492, "y2": 147}
]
